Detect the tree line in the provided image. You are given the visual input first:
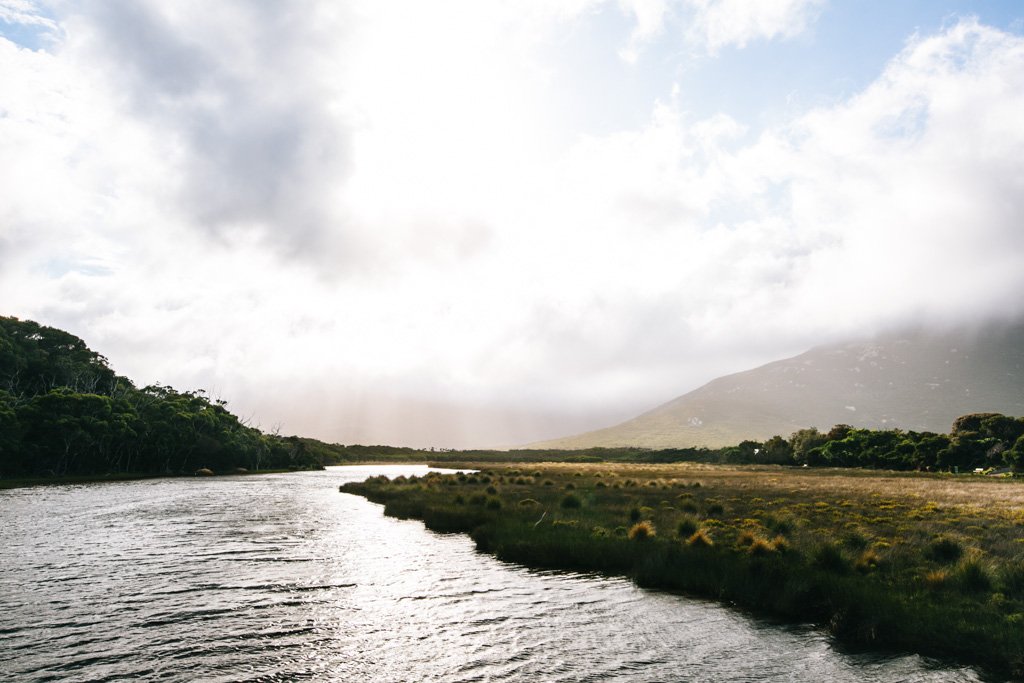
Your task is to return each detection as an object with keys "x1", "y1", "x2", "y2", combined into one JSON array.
[
  {"x1": 3, "y1": 314, "x2": 1022, "y2": 478},
  {"x1": 419, "y1": 414, "x2": 1024, "y2": 473},
  {"x1": 0, "y1": 316, "x2": 325, "y2": 477}
]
